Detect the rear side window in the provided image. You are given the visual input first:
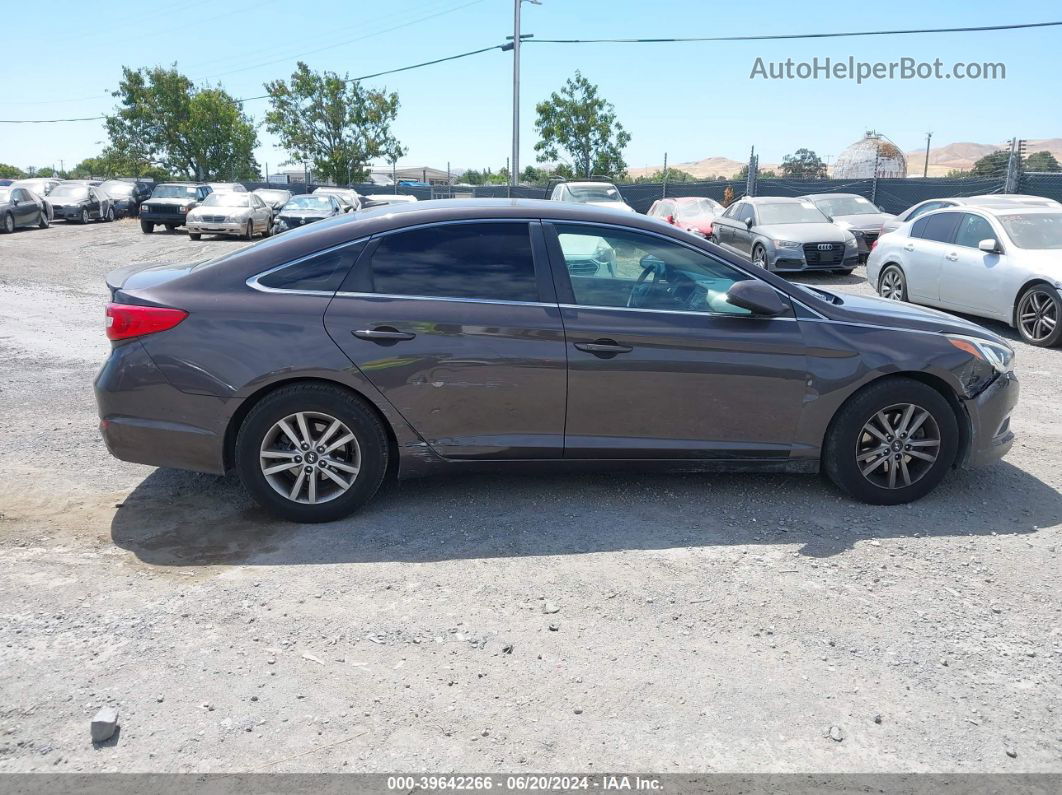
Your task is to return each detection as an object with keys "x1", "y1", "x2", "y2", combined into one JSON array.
[
  {"x1": 914, "y1": 212, "x2": 961, "y2": 243},
  {"x1": 367, "y1": 222, "x2": 538, "y2": 302},
  {"x1": 257, "y1": 242, "x2": 363, "y2": 292}
]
